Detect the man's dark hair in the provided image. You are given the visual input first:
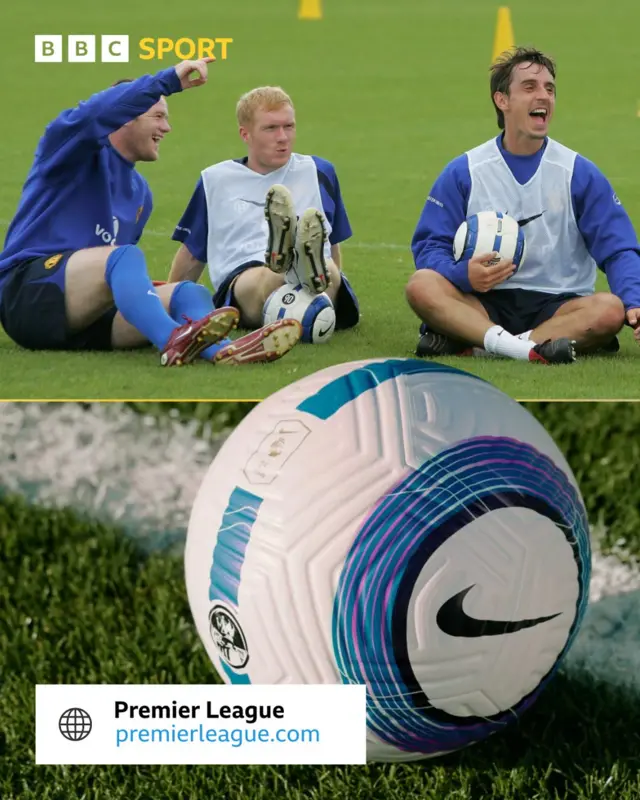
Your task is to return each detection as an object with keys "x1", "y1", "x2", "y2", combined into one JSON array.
[
  {"x1": 111, "y1": 78, "x2": 134, "y2": 87},
  {"x1": 490, "y1": 47, "x2": 556, "y2": 129}
]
